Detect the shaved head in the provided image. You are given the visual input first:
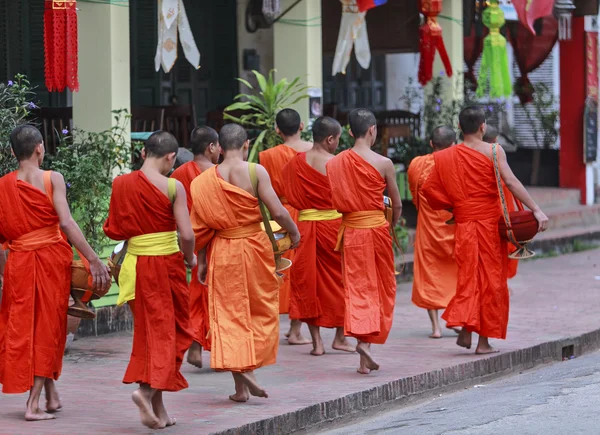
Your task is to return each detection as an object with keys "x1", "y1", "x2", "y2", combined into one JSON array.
[
  {"x1": 459, "y1": 106, "x2": 486, "y2": 135},
  {"x1": 276, "y1": 109, "x2": 301, "y2": 136},
  {"x1": 219, "y1": 123, "x2": 248, "y2": 151},
  {"x1": 190, "y1": 126, "x2": 218, "y2": 155},
  {"x1": 348, "y1": 108, "x2": 376, "y2": 139},
  {"x1": 431, "y1": 125, "x2": 456, "y2": 150},
  {"x1": 145, "y1": 131, "x2": 179, "y2": 158},
  {"x1": 482, "y1": 125, "x2": 498, "y2": 143},
  {"x1": 312, "y1": 116, "x2": 341, "y2": 143},
  {"x1": 10, "y1": 125, "x2": 43, "y2": 161}
]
